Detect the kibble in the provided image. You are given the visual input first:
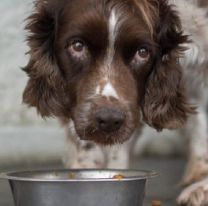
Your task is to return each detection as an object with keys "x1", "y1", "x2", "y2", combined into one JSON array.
[{"x1": 151, "y1": 200, "x2": 162, "y2": 206}]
